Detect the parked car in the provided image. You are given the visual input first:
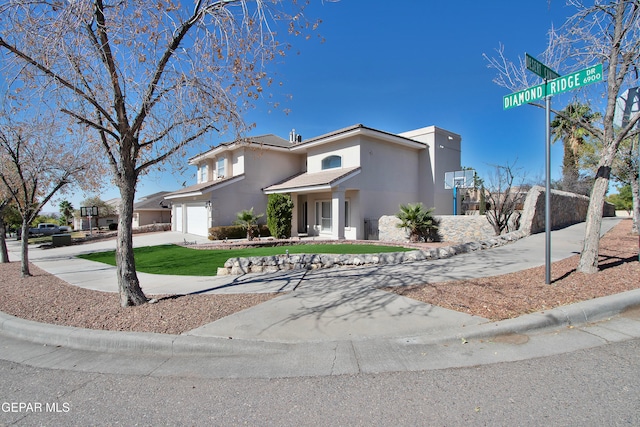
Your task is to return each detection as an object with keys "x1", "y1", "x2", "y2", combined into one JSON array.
[{"x1": 16, "y1": 223, "x2": 60, "y2": 239}]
